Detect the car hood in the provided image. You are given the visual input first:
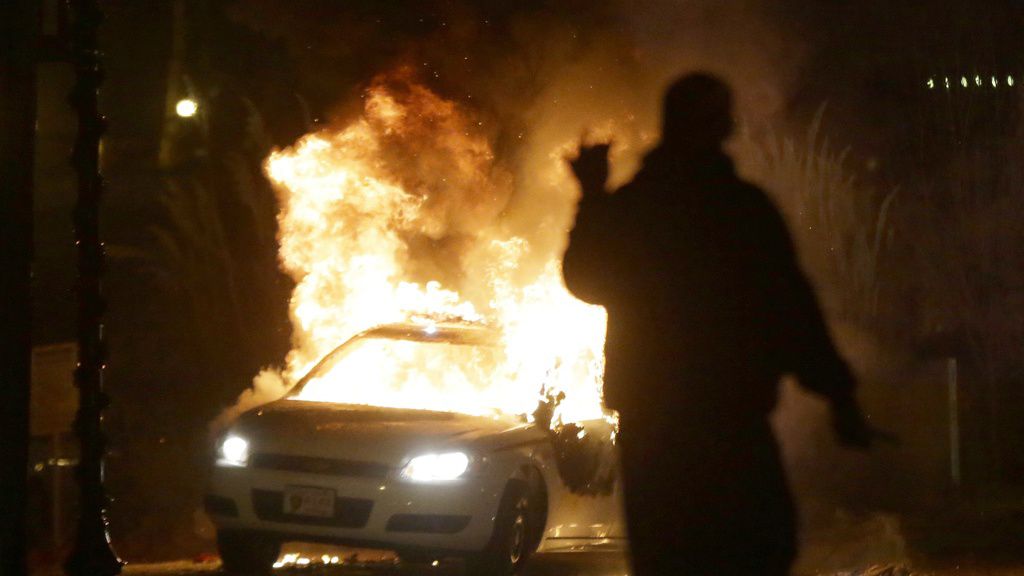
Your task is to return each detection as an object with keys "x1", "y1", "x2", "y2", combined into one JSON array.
[{"x1": 231, "y1": 399, "x2": 541, "y2": 466}]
